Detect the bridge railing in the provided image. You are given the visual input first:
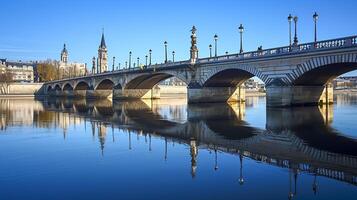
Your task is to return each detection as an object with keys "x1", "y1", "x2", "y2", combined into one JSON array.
[
  {"x1": 197, "y1": 35, "x2": 357, "y2": 64},
  {"x1": 46, "y1": 36, "x2": 357, "y2": 83}
]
